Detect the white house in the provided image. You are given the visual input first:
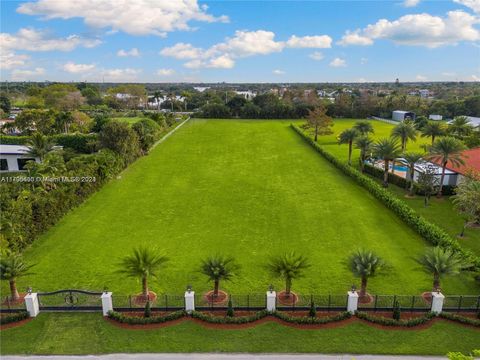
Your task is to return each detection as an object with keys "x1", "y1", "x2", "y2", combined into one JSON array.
[
  {"x1": 429, "y1": 114, "x2": 443, "y2": 121},
  {"x1": 409, "y1": 160, "x2": 458, "y2": 186},
  {"x1": 0, "y1": 144, "x2": 40, "y2": 172},
  {"x1": 235, "y1": 90, "x2": 256, "y2": 100},
  {"x1": 392, "y1": 110, "x2": 416, "y2": 122},
  {"x1": 465, "y1": 116, "x2": 480, "y2": 128}
]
